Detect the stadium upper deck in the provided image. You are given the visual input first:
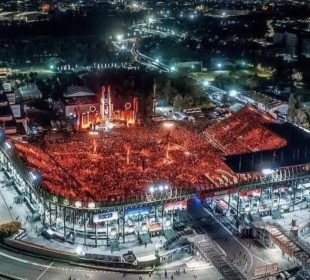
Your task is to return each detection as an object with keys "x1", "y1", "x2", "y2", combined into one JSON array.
[{"x1": 205, "y1": 107, "x2": 287, "y2": 155}]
